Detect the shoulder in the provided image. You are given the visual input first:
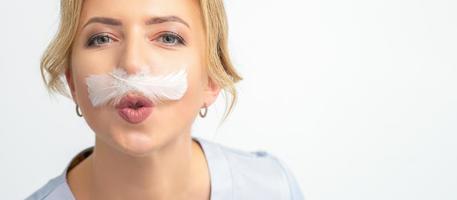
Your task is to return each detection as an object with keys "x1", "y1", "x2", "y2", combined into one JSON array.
[
  {"x1": 220, "y1": 144, "x2": 305, "y2": 200},
  {"x1": 26, "y1": 146, "x2": 92, "y2": 200},
  {"x1": 197, "y1": 137, "x2": 305, "y2": 200},
  {"x1": 25, "y1": 173, "x2": 73, "y2": 200}
]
